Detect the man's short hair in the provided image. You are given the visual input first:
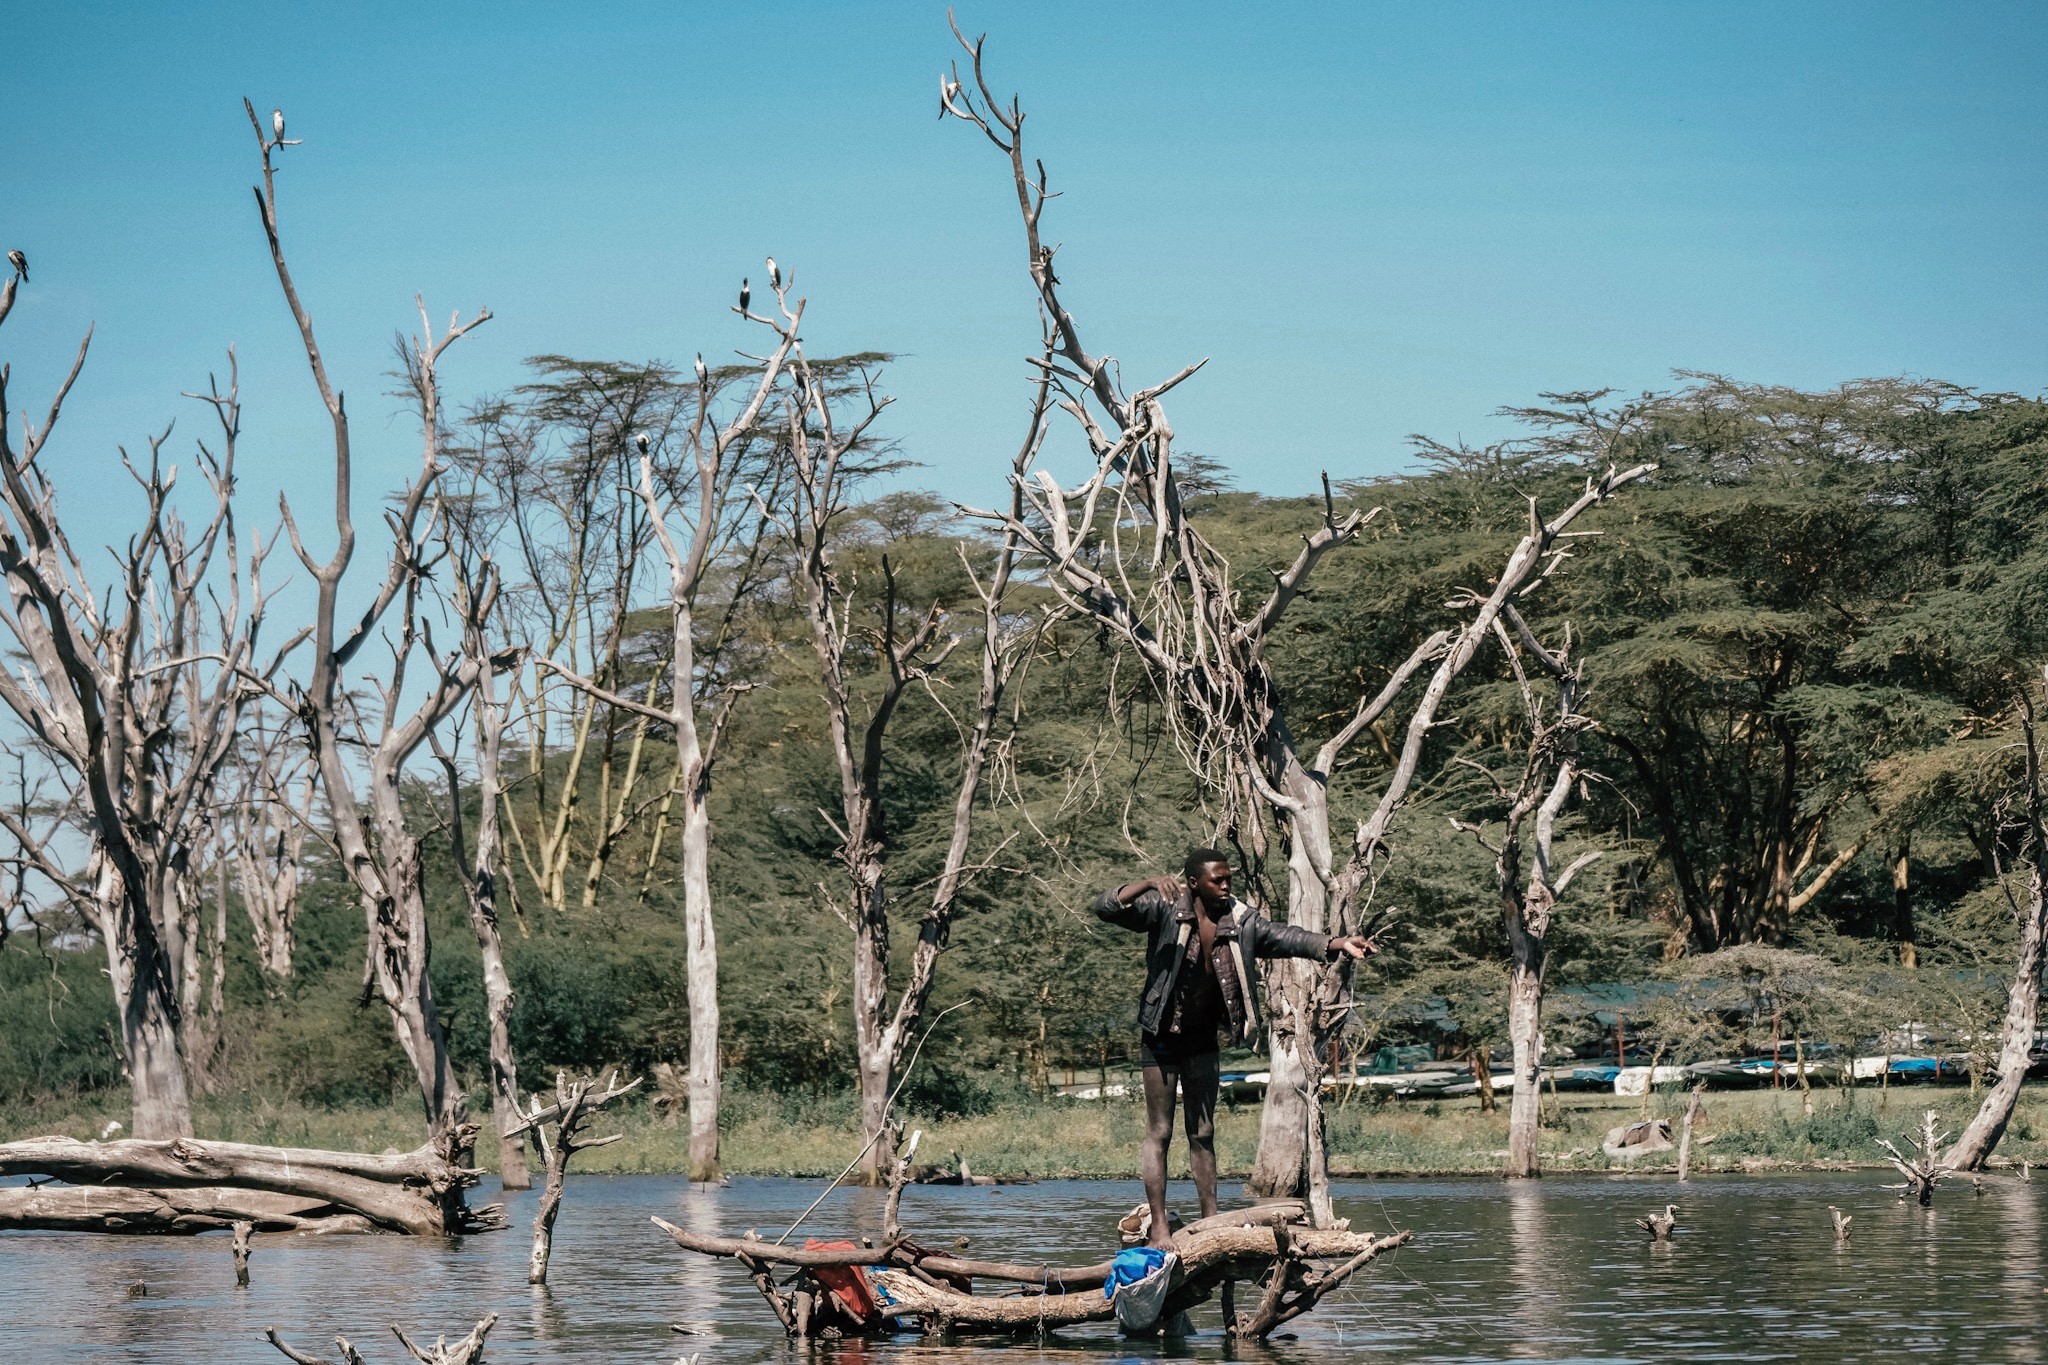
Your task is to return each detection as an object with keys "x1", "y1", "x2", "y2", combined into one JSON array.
[{"x1": 1184, "y1": 847, "x2": 1232, "y2": 881}]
